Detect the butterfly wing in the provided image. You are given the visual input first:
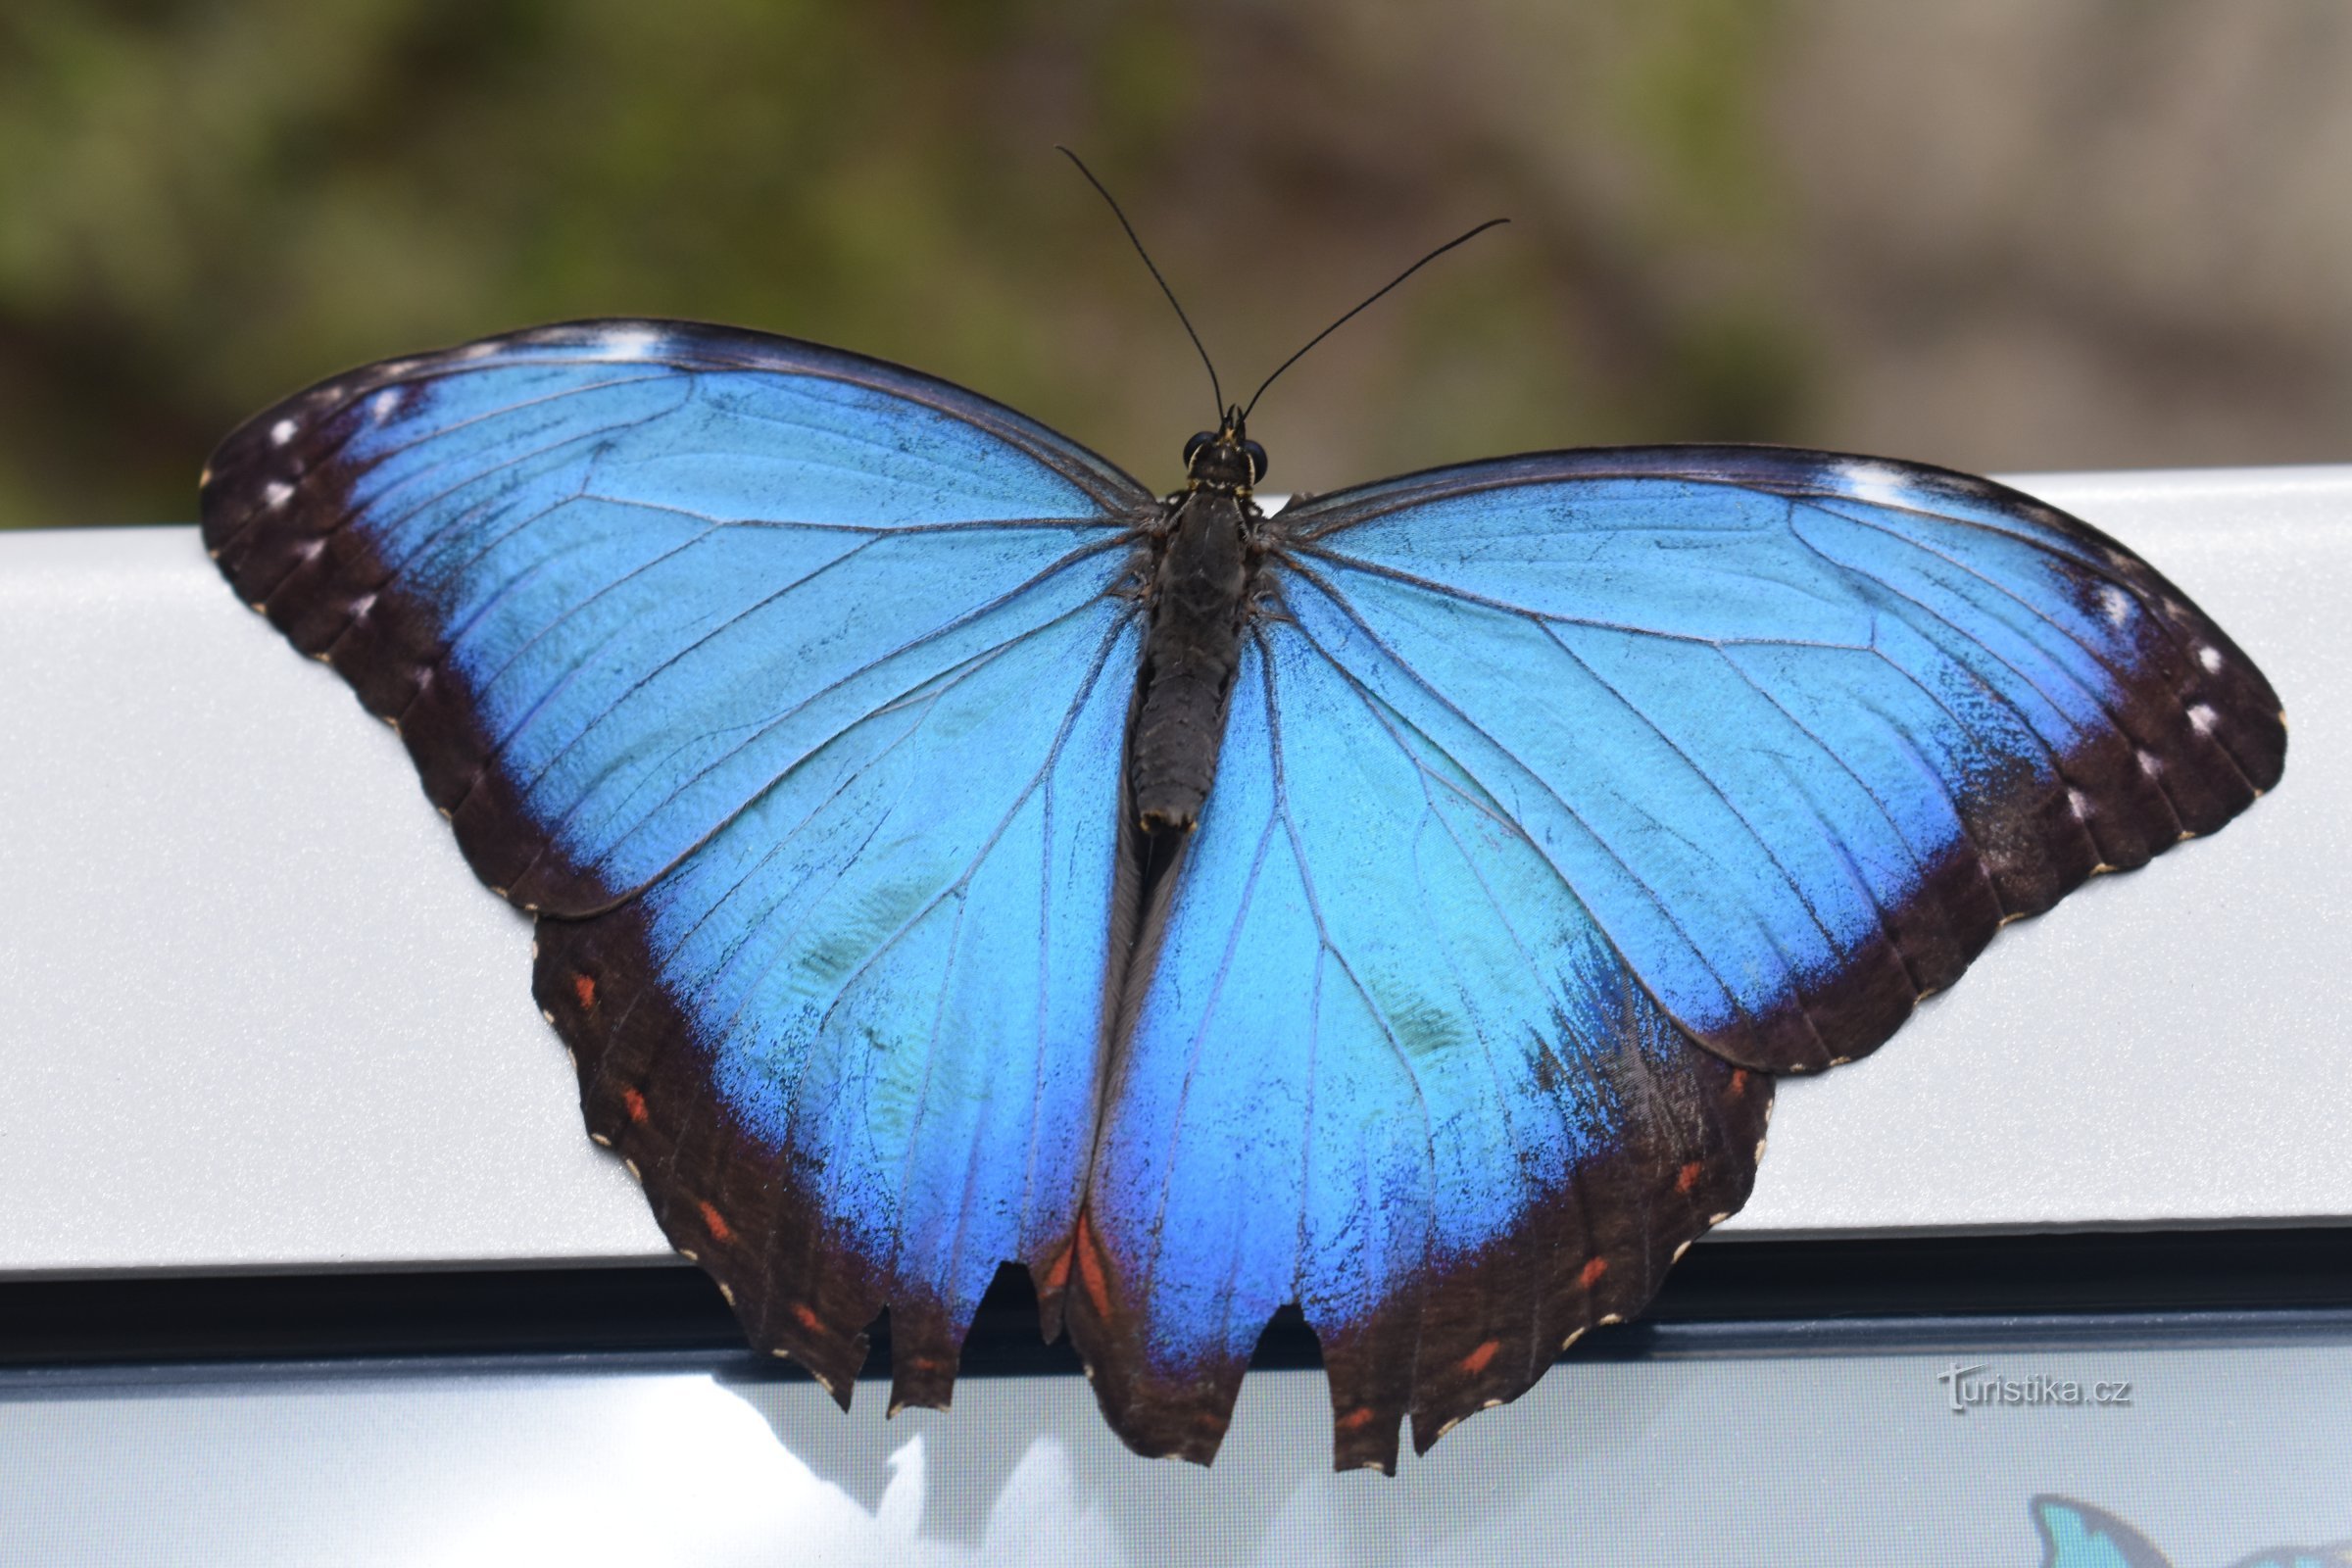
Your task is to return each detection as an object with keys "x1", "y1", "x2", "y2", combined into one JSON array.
[
  {"x1": 1066, "y1": 620, "x2": 1771, "y2": 1471},
  {"x1": 1067, "y1": 446, "x2": 2282, "y2": 1469},
  {"x1": 202, "y1": 320, "x2": 1157, "y2": 1406},
  {"x1": 1280, "y1": 446, "x2": 2283, "y2": 1073},
  {"x1": 2032, "y1": 1496, "x2": 2177, "y2": 1568}
]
